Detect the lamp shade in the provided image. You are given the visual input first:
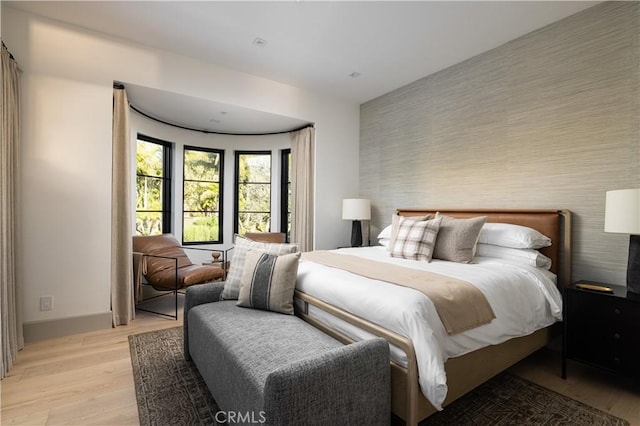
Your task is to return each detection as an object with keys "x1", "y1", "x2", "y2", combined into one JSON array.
[
  {"x1": 342, "y1": 199, "x2": 371, "y2": 220},
  {"x1": 605, "y1": 189, "x2": 640, "y2": 234}
]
